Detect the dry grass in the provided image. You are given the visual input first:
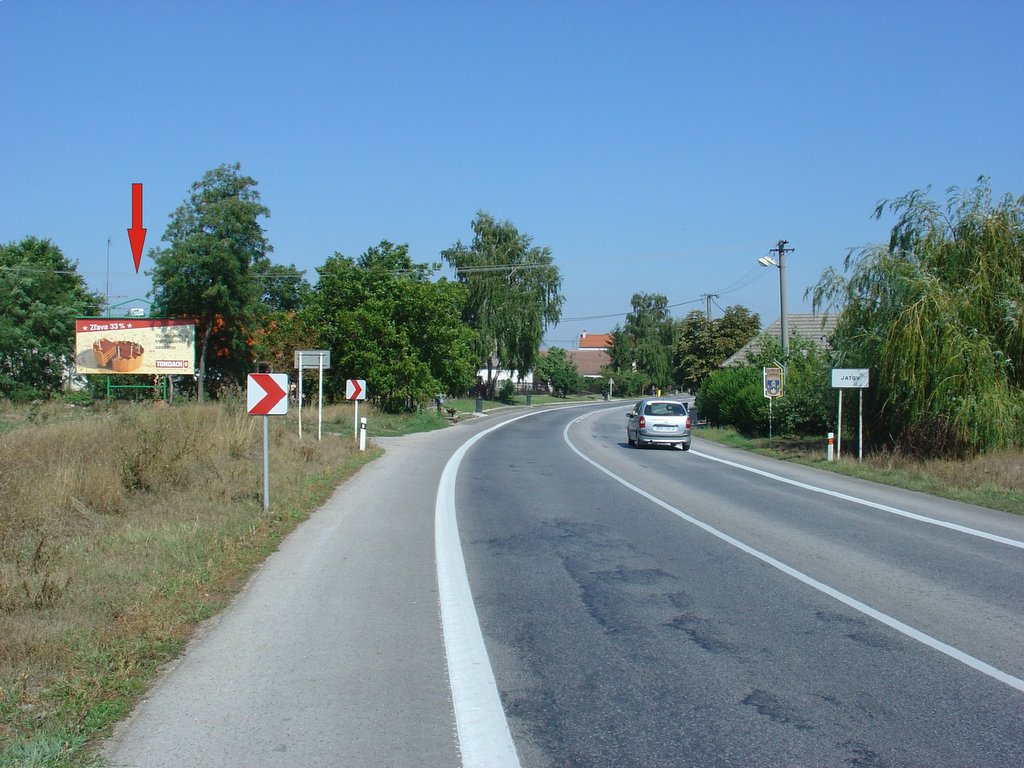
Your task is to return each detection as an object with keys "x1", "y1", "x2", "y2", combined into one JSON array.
[{"x1": 0, "y1": 400, "x2": 377, "y2": 767}]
